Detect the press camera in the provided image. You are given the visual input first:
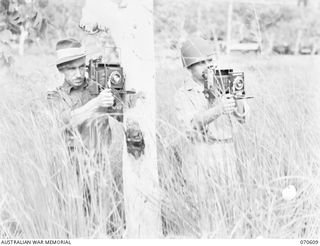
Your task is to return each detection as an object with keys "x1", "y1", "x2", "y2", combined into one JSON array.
[
  {"x1": 86, "y1": 56, "x2": 145, "y2": 157},
  {"x1": 202, "y1": 67, "x2": 253, "y2": 102},
  {"x1": 86, "y1": 56, "x2": 135, "y2": 122}
]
